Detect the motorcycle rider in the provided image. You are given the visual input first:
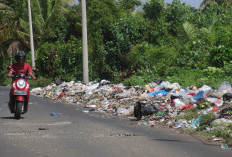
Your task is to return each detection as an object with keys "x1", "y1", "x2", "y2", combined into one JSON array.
[
  {"x1": 8, "y1": 51, "x2": 36, "y2": 79},
  {"x1": 8, "y1": 51, "x2": 36, "y2": 112}
]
